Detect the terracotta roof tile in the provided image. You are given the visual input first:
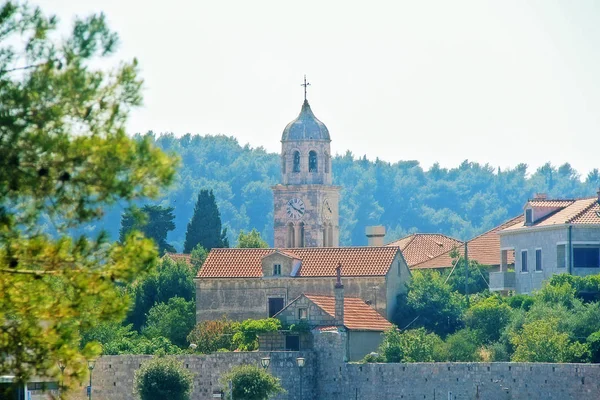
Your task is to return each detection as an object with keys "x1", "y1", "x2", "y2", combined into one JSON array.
[
  {"x1": 528, "y1": 200, "x2": 575, "y2": 208},
  {"x1": 411, "y1": 215, "x2": 524, "y2": 269},
  {"x1": 387, "y1": 234, "x2": 463, "y2": 267},
  {"x1": 505, "y1": 197, "x2": 599, "y2": 230},
  {"x1": 197, "y1": 247, "x2": 400, "y2": 278},
  {"x1": 304, "y1": 294, "x2": 393, "y2": 331}
]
